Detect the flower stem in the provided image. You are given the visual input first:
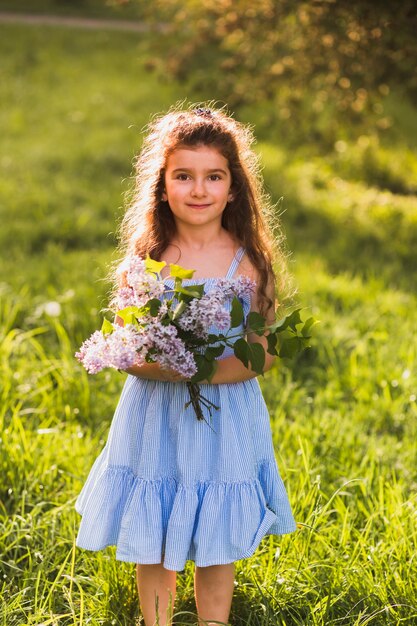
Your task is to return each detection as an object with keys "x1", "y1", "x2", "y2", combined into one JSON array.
[{"x1": 185, "y1": 382, "x2": 220, "y2": 425}]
